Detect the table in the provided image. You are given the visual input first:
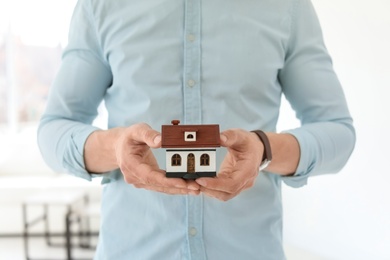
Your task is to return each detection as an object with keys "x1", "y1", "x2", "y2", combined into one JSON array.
[{"x1": 22, "y1": 190, "x2": 97, "y2": 260}]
